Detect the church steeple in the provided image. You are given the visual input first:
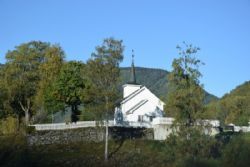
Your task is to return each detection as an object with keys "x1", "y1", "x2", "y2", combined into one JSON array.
[{"x1": 128, "y1": 50, "x2": 136, "y2": 84}]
